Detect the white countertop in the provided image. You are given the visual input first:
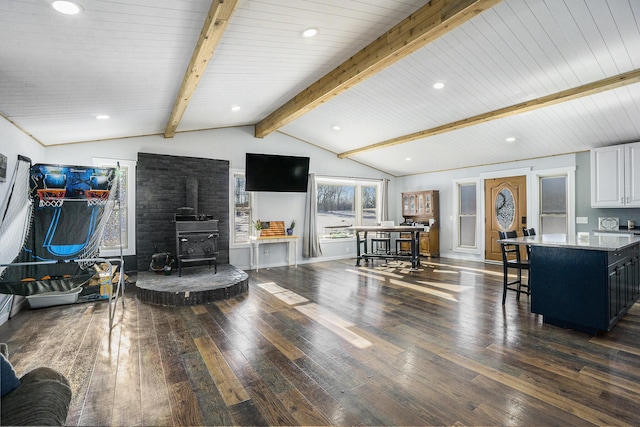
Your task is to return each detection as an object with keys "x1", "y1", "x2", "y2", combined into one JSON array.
[
  {"x1": 498, "y1": 233, "x2": 640, "y2": 251},
  {"x1": 593, "y1": 228, "x2": 640, "y2": 235}
]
